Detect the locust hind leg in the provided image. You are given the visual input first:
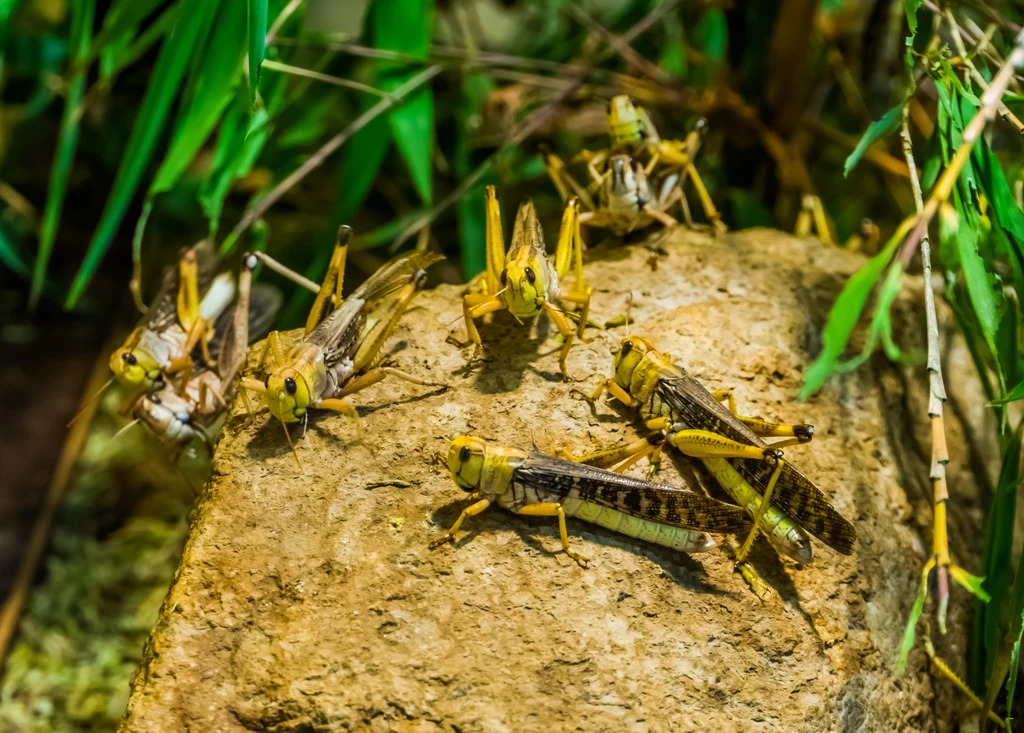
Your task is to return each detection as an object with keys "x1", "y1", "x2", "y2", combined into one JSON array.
[
  {"x1": 167, "y1": 250, "x2": 211, "y2": 377},
  {"x1": 542, "y1": 149, "x2": 595, "y2": 211},
  {"x1": 516, "y1": 503, "x2": 588, "y2": 567},
  {"x1": 567, "y1": 434, "x2": 665, "y2": 476},
  {"x1": 448, "y1": 292, "x2": 505, "y2": 357},
  {"x1": 683, "y1": 163, "x2": 723, "y2": 234},
  {"x1": 552, "y1": 198, "x2": 592, "y2": 341},
  {"x1": 709, "y1": 389, "x2": 815, "y2": 449}
]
